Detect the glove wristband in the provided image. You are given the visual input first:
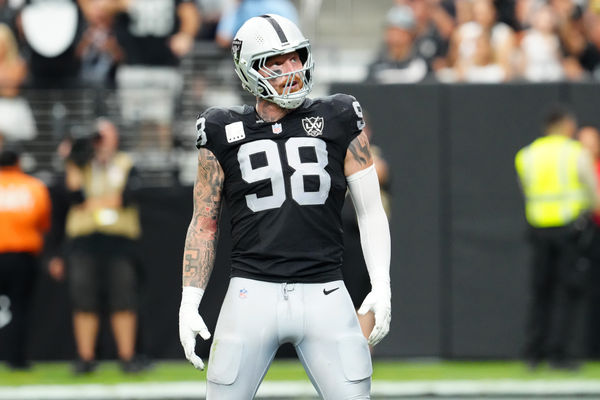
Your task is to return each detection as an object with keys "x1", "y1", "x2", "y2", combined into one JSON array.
[{"x1": 181, "y1": 286, "x2": 205, "y2": 309}]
